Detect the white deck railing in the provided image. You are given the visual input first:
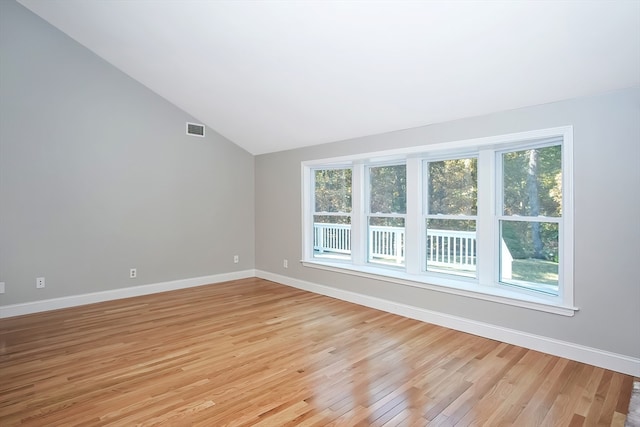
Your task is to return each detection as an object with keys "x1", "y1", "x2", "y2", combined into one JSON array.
[
  {"x1": 426, "y1": 229, "x2": 476, "y2": 271},
  {"x1": 369, "y1": 225, "x2": 404, "y2": 264},
  {"x1": 314, "y1": 223, "x2": 352, "y2": 255},
  {"x1": 313, "y1": 223, "x2": 477, "y2": 269}
]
